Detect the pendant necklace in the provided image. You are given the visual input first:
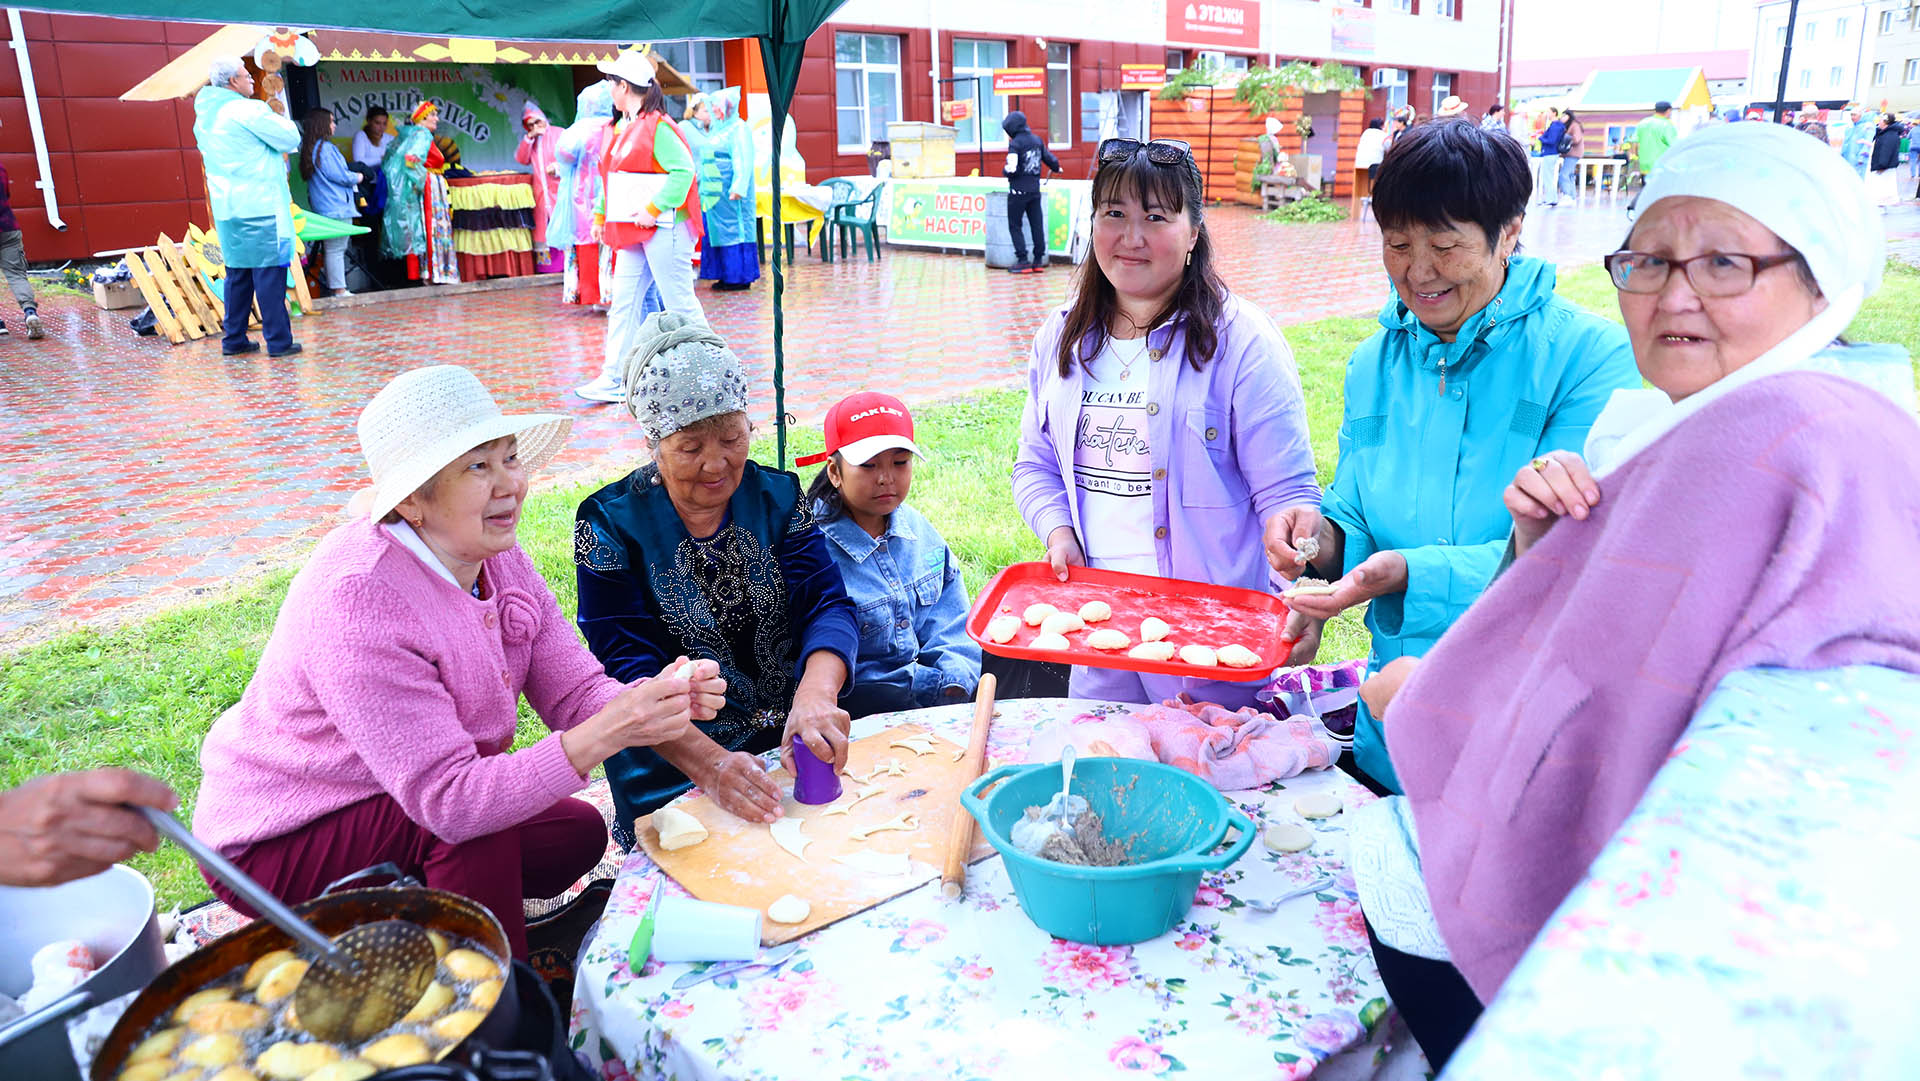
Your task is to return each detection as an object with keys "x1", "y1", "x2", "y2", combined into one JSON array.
[{"x1": 1113, "y1": 334, "x2": 1153, "y2": 381}]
